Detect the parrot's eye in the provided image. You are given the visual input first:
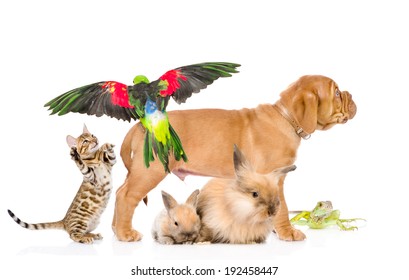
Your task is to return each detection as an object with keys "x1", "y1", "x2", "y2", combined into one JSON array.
[
  {"x1": 83, "y1": 140, "x2": 89, "y2": 144},
  {"x1": 252, "y1": 192, "x2": 259, "y2": 198},
  {"x1": 174, "y1": 221, "x2": 178, "y2": 226}
]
